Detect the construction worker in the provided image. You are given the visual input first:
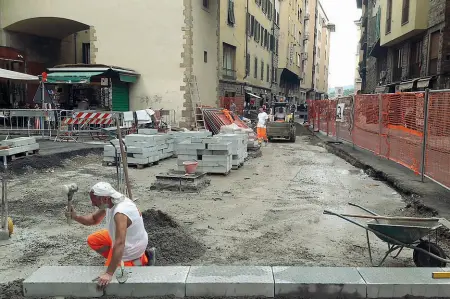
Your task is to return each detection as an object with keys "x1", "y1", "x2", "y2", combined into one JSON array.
[
  {"x1": 257, "y1": 107, "x2": 269, "y2": 144},
  {"x1": 66, "y1": 182, "x2": 155, "y2": 288}
]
